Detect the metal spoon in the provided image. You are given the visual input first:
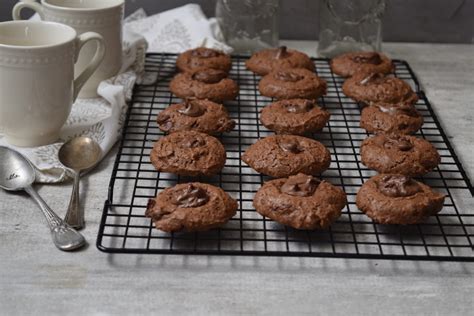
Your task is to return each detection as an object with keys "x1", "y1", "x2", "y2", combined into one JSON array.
[
  {"x1": 58, "y1": 137, "x2": 102, "y2": 229},
  {"x1": 0, "y1": 146, "x2": 86, "y2": 251}
]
